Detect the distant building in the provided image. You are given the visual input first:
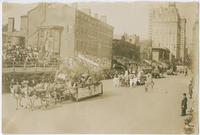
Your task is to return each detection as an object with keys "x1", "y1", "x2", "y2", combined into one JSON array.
[
  {"x1": 2, "y1": 24, "x2": 8, "y2": 32},
  {"x1": 192, "y1": 22, "x2": 199, "y2": 58},
  {"x1": 113, "y1": 34, "x2": 122, "y2": 40},
  {"x1": 191, "y1": 4, "x2": 199, "y2": 71},
  {"x1": 20, "y1": 3, "x2": 114, "y2": 63},
  {"x1": 2, "y1": 18, "x2": 25, "y2": 48},
  {"x1": 121, "y1": 33, "x2": 140, "y2": 45},
  {"x1": 112, "y1": 39, "x2": 140, "y2": 63},
  {"x1": 152, "y1": 47, "x2": 170, "y2": 62},
  {"x1": 180, "y1": 18, "x2": 187, "y2": 63},
  {"x1": 20, "y1": 15, "x2": 28, "y2": 35},
  {"x1": 149, "y1": 2, "x2": 187, "y2": 62},
  {"x1": 7, "y1": 17, "x2": 15, "y2": 32},
  {"x1": 138, "y1": 40, "x2": 152, "y2": 60},
  {"x1": 2, "y1": 32, "x2": 25, "y2": 48}
]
